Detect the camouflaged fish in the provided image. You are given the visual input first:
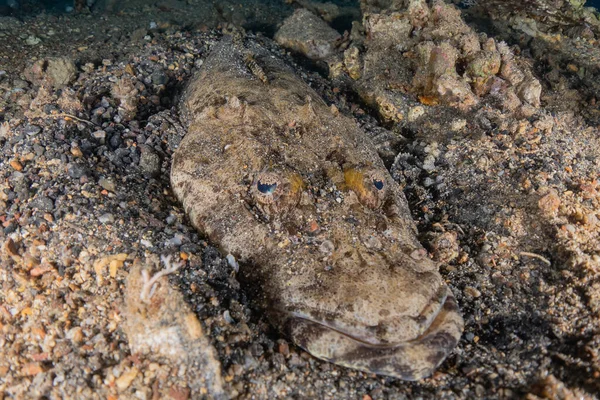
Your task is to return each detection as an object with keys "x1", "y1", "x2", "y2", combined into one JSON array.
[{"x1": 171, "y1": 37, "x2": 463, "y2": 380}]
